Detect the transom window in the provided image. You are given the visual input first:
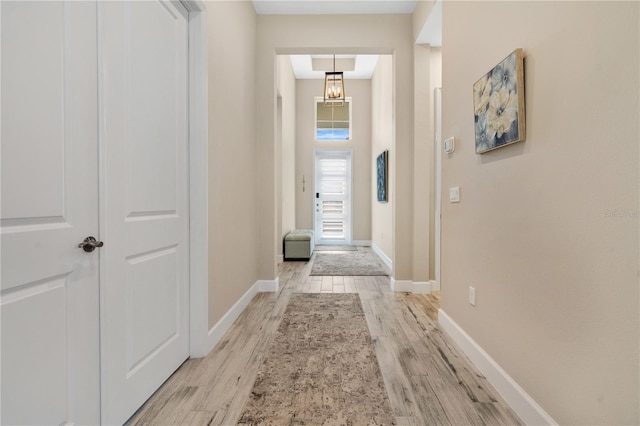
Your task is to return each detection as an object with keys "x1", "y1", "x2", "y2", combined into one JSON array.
[{"x1": 315, "y1": 97, "x2": 352, "y2": 141}]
